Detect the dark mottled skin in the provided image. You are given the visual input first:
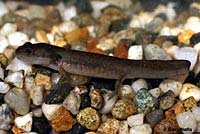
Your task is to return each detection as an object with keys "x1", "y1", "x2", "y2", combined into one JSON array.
[{"x1": 16, "y1": 42, "x2": 191, "y2": 81}]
